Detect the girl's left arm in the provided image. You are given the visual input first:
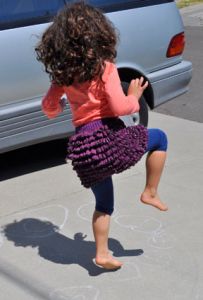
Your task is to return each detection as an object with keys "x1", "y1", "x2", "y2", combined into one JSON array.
[
  {"x1": 42, "y1": 82, "x2": 65, "y2": 119},
  {"x1": 103, "y1": 62, "x2": 140, "y2": 116}
]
